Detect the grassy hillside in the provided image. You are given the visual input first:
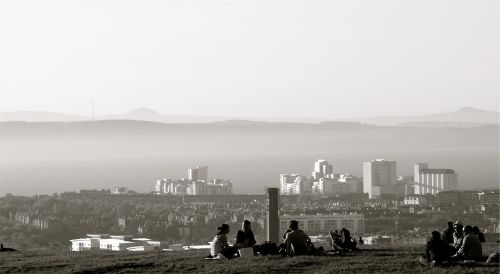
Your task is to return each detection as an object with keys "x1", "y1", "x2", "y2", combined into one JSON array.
[{"x1": 0, "y1": 245, "x2": 498, "y2": 273}]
